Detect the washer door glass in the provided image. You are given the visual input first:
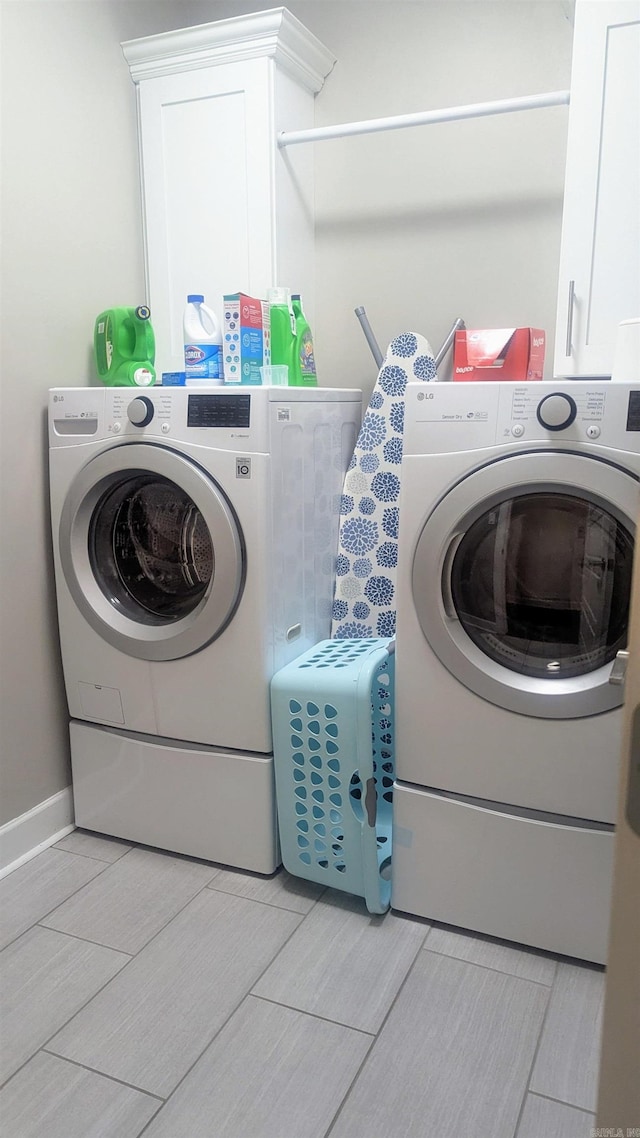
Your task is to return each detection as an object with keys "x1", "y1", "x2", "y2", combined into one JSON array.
[
  {"x1": 90, "y1": 474, "x2": 214, "y2": 623},
  {"x1": 60, "y1": 443, "x2": 244, "y2": 661},
  {"x1": 450, "y1": 492, "x2": 634, "y2": 680},
  {"x1": 412, "y1": 451, "x2": 638, "y2": 719}
]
